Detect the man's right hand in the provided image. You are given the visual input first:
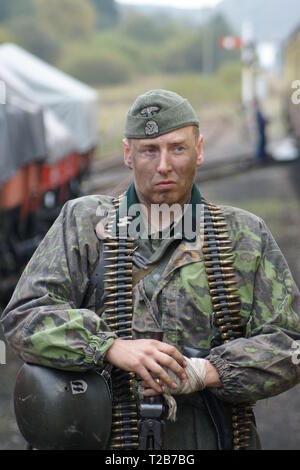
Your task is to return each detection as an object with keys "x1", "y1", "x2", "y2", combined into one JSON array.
[{"x1": 105, "y1": 338, "x2": 187, "y2": 394}]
